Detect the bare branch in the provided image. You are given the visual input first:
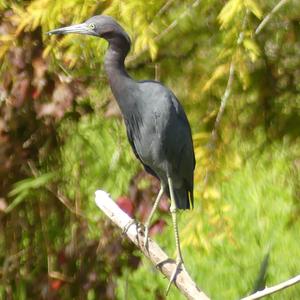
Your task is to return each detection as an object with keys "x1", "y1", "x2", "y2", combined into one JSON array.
[
  {"x1": 241, "y1": 274, "x2": 300, "y2": 300},
  {"x1": 95, "y1": 190, "x2": 210, "y2": 300},
  {"x1": 210, "y1": 61, "x2": 235, "y2": 144},
  {"x1": 208, "y1": 11, "x2": 248, "y2": 148},
  {"x1": 255, "y1": 0, "x2": 289, "y2": 35},
  {"x1": 155, "y1": 0, "x2": 176, "y2": 19},
  {"x1": 154, "y1": 0, "x2": 201, "y2": 43}
]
